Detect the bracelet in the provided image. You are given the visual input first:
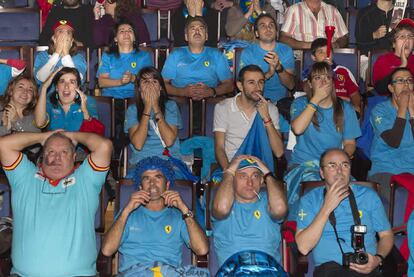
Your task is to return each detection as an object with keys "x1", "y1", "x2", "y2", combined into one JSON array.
[
  {"x1": 308, "y1": 102, "x2": 318, "y2": 110},
  {"x1": 142, "y1": 112, "x2": 151, "y2": 117},
  {"x1": 263, "y1": 172, "x2": 275, "y2": 182},
  {"x1": 263, "y1": 118, "x2": 272, "y2": 125},
  {"x1": 375, "y1": 254, "x2": 384, "y2": 265},
  {"x1": 224, "y1": 169, "x2": 235, "y2": 176},
  {"x1": 306, "y1": 104, "x2": 316, "y2": 112}
]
